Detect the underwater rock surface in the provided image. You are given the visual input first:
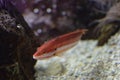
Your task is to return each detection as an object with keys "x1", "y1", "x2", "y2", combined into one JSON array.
[{"x1": 35, "y1": 31, "x2": 120, "y2": 80}]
